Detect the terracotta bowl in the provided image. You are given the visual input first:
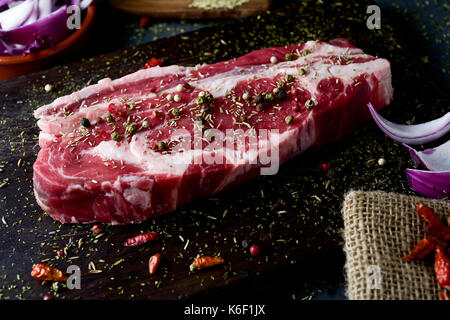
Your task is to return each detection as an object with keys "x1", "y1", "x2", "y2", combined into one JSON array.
[{"x1": 0, "y1": 5, "x2": 96, "y2": 81}]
